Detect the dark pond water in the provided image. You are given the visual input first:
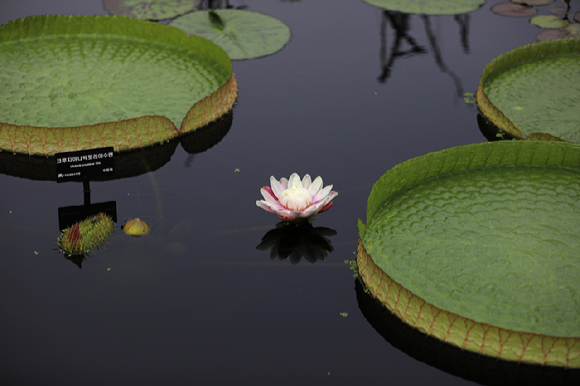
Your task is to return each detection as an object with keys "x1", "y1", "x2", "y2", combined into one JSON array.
[{"x1": 1, "y1": 0, "x2": 579, "y2": 385}]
